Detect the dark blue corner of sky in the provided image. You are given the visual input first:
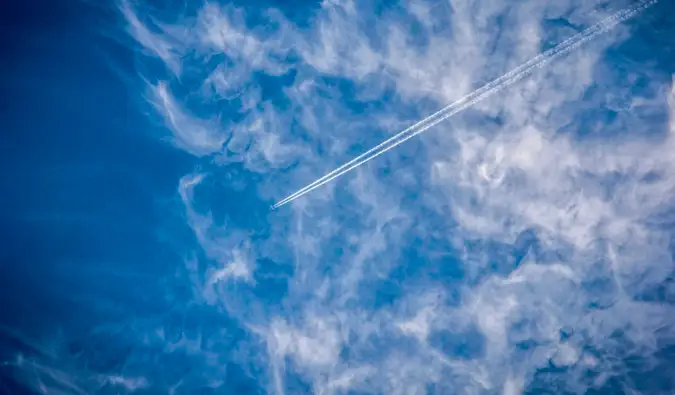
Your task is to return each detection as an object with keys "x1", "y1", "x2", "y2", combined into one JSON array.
[{"x1": 0, "y1": 0, "x2": 191, "y2": 372}]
